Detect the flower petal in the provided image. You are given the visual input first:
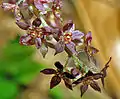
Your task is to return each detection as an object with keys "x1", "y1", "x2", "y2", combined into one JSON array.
[
  {"x1": 54, "y1": 61, "x2": 63, "y2": 70},
  {"x1": 19, "y1": 34, "x2": 34, "y2": 45},
  {"x1": 90, "y1": 81, "x2": 101, "y2": 92},
  {"x1": 63, "y1": 20, "x2": 73, "y2": 32},
  {"x1": 66, "y1": 42, "x2": 77, "y2": 54},
  {"x1": 35, "y1": 38, "x2": 41, "y2": 49},
  {"x1": 85, "y1": 31, "x2": 92, "y2": 45},
  {"x1": 40, "y1": 68, "x2": 56, "y2": 74},
  {"x1": 71, "y1": 68, "x2": 80, "y2": 77},
  {"x1": 54, "y1": 40, "x2": 65, "y2": 55},
  {"x1": 80, "y1": 84, "x2": 88, "y2": 97},
  {"x1": 16, "y1": 21, "x2": 30, "y2": 30},
  {"x1": 34, "y1": 0, "x2": 45, "y2": 11},
  {"x1": 40, "y1": 43, "x2": 48, "y2": 58},
  {"x1": 72, "y1": 30, "x2": 84, "y2": 41},
  {"x1": 1, "y1": 3, "x2": 16, "y2": 11},
  {"x1": 90, "y1": 46, "x2": 99, "y2": 55},
  {"x1": 32, "y1": 18, "x2": 41, "y2": 27},
  {"x1": 72, "y1": 77, "x2": 84, "y2": 85},
  {"x1": 93, "y1": 73, "x2": 103, "y2": 80},
  {"x1": 50, "y1": 75, "x2": 61, "y2": 89},
  {"x1": 63, "y1": 78, "x2": 73, "y2": 90},
  {"x1": 63, "y1": 72, "x2": 75, "y2": 79}
]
